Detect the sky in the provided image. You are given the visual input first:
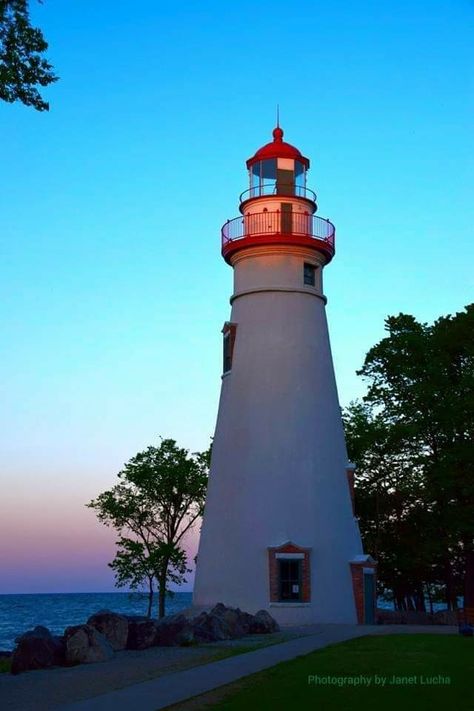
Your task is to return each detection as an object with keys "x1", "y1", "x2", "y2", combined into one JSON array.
[{"x1": 0, "y1": 0, "x2": 473, "y2": 594}]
